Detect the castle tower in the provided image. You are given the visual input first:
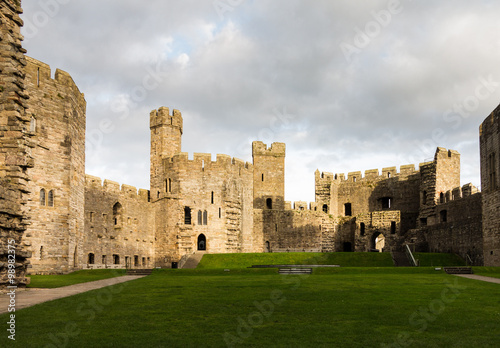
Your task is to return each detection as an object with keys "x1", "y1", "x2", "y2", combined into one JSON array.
[
  {"x1": 480, "y1": 104, "x2": 500, "y2": 266},
  {"x1": 150, "y1": 107, "x2": 183, "y2": 198},
  {"x1": 252, "y1": 141, "x2": 286, "y2": 210}
]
